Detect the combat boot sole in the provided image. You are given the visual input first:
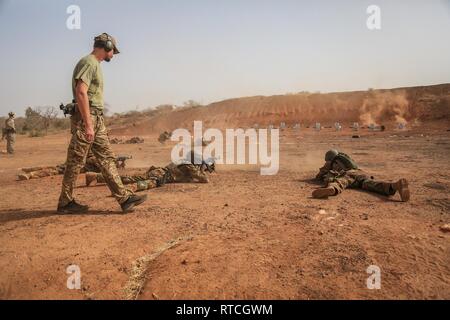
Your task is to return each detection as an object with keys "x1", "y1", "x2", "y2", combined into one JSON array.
[
  {"x1": 394, "y1": 178, "x2": 410, "y2": 202},
  {"x1": 312, "y1": 187, "x2": 336, "y2": 199},
  {"x1": 121, "y1": 194, "x2": 148, "y2": 213}
]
